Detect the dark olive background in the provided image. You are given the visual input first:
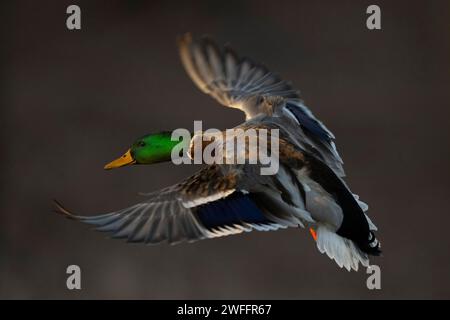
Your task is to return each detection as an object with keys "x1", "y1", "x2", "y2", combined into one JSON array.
[{"x1": 1, "y1": 0, "x2": 449, "y2": 299}]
